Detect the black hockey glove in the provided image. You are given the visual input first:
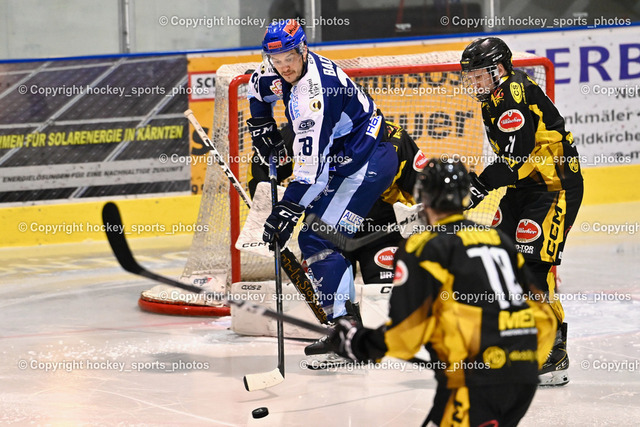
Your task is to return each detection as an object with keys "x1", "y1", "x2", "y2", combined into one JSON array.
[
  {"x1": 246, "y1": 117, "x2": 289, "y2": 166},
  {"x1": 328, "y1": 318, "x2": 369, "y2": 361},
  {"x1": 263, "y1": 200, "x2": 304, "y2": 249},
  {"x1": 466, "y1": 171, "x2": 490, "y2": 210}
]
